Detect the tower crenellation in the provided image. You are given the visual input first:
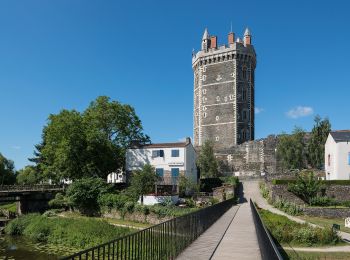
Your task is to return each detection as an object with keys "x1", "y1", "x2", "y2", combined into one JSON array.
[{"x1": 193, "y1": 27, "x2": 256, "y2": 154}]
